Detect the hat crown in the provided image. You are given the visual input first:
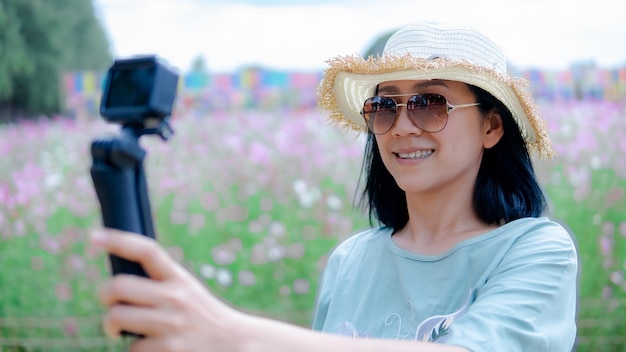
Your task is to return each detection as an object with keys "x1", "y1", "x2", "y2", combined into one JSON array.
[{"x1": 383, "y1": 23, "x2": 507, "y2": 74}]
